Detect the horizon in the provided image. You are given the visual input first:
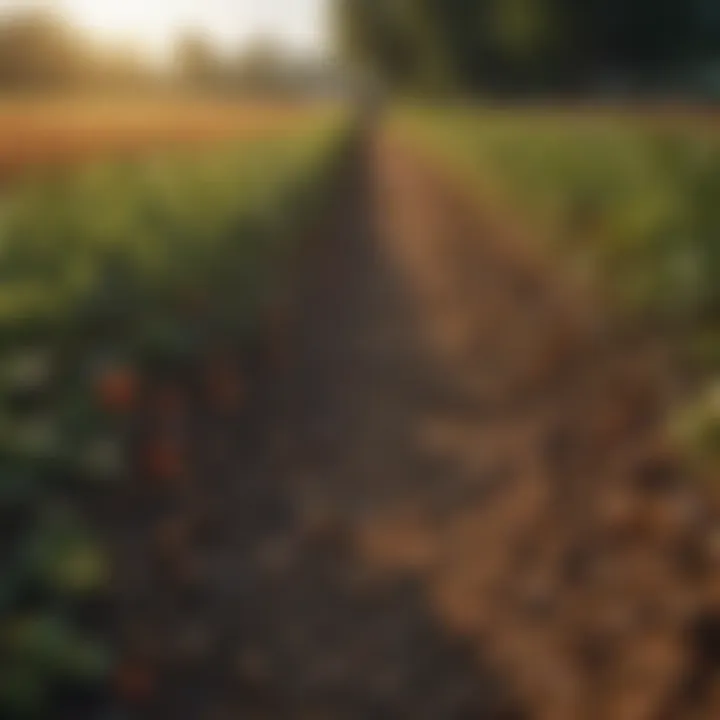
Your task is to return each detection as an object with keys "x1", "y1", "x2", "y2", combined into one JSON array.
[{"x1": 0, "y1": 0, "x2": 330, "y2": 62}]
